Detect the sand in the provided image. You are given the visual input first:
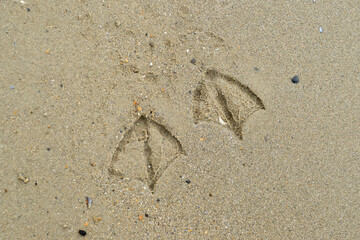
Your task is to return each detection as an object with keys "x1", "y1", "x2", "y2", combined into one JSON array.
[{"x1": 1, "y1": 0, "x2": 359, "y2": 239}]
